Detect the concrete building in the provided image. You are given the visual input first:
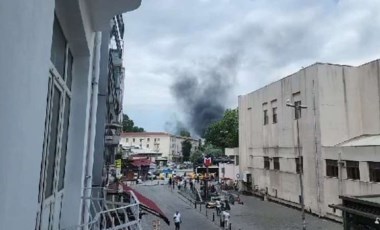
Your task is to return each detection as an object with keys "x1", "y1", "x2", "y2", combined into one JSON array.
[
  {"x1": 121, "y1": 132, "x2": 200, "y2": 161},
  {"x1": 0, "y1": 0, "x2": 142, "y2": 229},
  {"x1": 219, "y1": 148, "x2": 240, "y2": 182},
  {"x1": 238, "y1": 60, "x2": 380, "y2": 221}
]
